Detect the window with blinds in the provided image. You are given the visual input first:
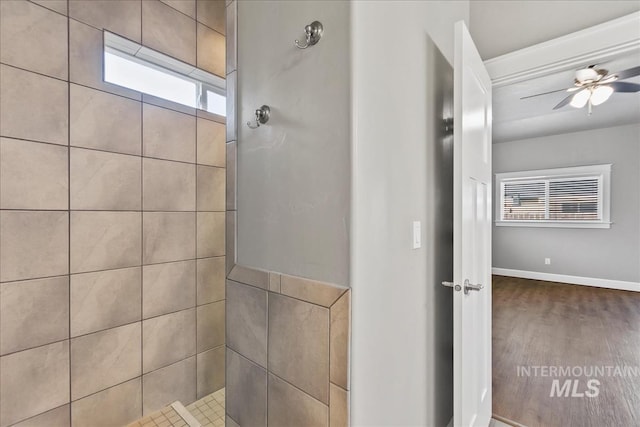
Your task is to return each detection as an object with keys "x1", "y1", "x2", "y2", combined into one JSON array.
[{"x1": 495, "y1": 165, "x2": 611, "y2": 228}]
